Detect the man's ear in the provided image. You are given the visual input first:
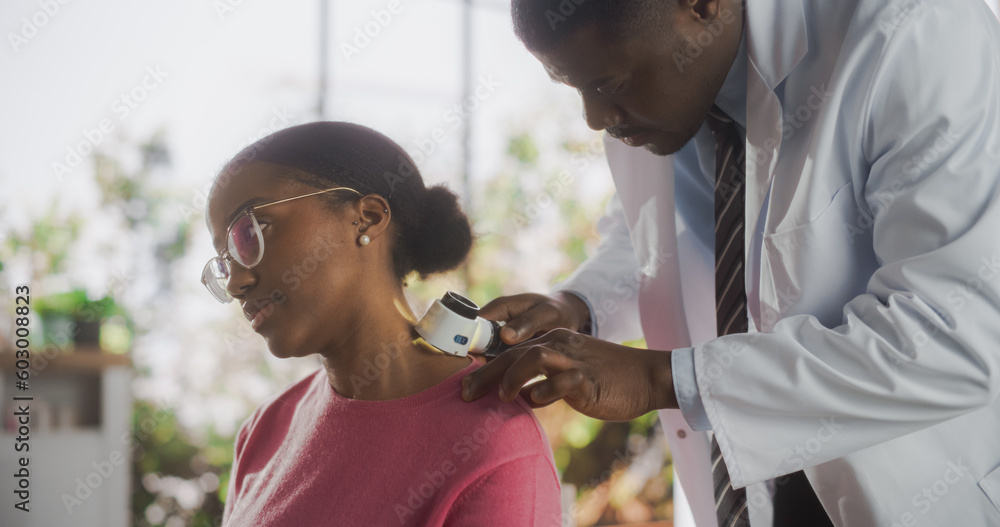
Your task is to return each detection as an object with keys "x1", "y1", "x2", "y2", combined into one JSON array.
[
  {"x1": 678, "y1": 0, "x2": 728, "y2": 22},
  {"x1": 354, "y1": 194, "x2": 392, "y2": 242}
]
